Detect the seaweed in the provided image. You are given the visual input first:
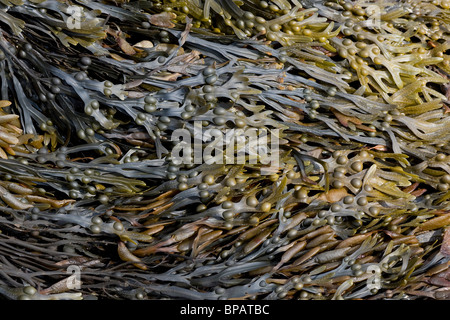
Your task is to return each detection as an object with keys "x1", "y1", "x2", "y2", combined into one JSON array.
[{"x1": 0, "y1": 0, "x2": 448, "y2": 301}]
